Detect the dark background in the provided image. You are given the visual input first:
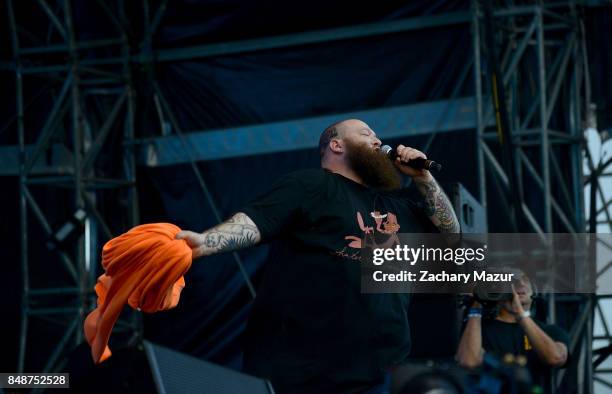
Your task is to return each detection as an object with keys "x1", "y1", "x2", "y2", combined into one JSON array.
[{"x1": 0, "y1": 0, "x2": 610, "y2": 384}]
